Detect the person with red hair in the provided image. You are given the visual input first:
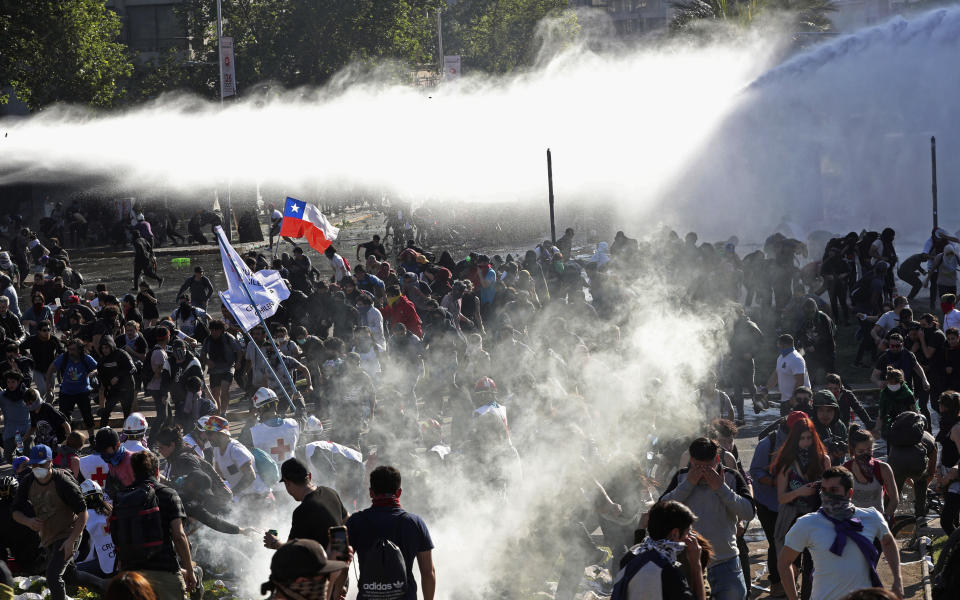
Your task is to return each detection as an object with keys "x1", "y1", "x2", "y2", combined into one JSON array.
[{"x1": 772, "y1": 411, "x2": 831, "y2": 599}]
